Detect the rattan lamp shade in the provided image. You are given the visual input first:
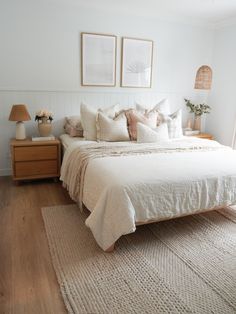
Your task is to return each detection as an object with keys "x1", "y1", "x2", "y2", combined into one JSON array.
[
  {"x1": 9, "y1": 104, "x2": 31, "y2": 140},
  {"x1": 194, "y1": 65, "x2": 212, "y2": 90},
  {"x1": 9, "y1": 104, "x2": 31, "y2": 121}
]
